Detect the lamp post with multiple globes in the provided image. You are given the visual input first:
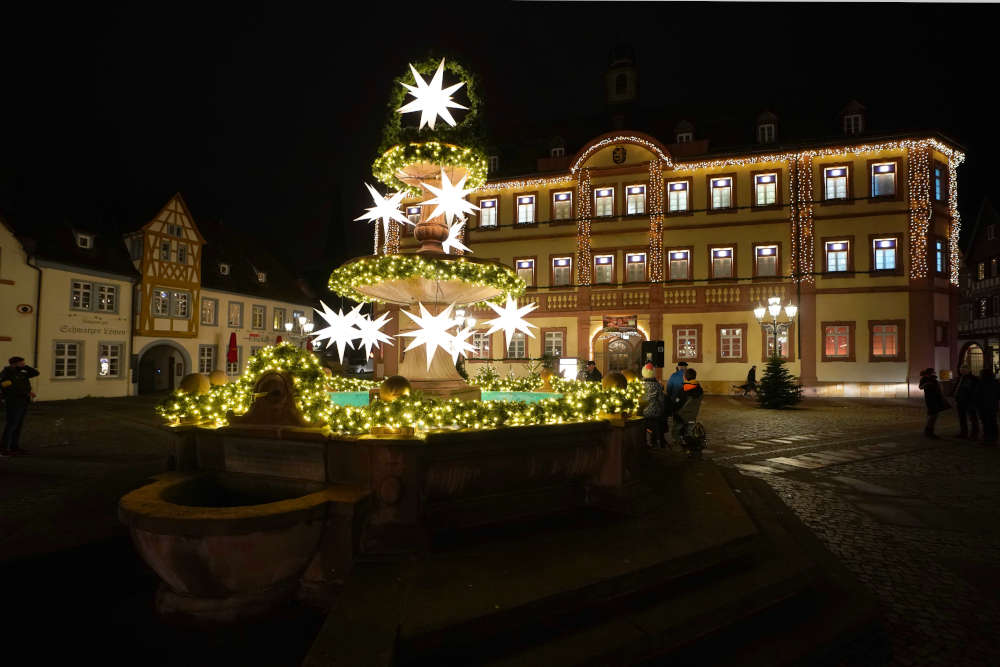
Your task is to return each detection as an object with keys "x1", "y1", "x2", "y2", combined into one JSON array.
[
  {"x1": 754, "y1": 297, "x2": 798, "y2": 359},
  {"x1": 284, "y1": 316, "x2": 315, "y2": 349}
]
